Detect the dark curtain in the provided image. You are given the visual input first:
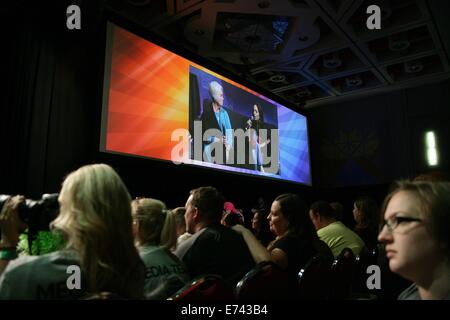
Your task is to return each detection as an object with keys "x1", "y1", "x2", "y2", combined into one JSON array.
[{"x1": 0, "y1": 1, "x2": 104, "y2": 198}]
